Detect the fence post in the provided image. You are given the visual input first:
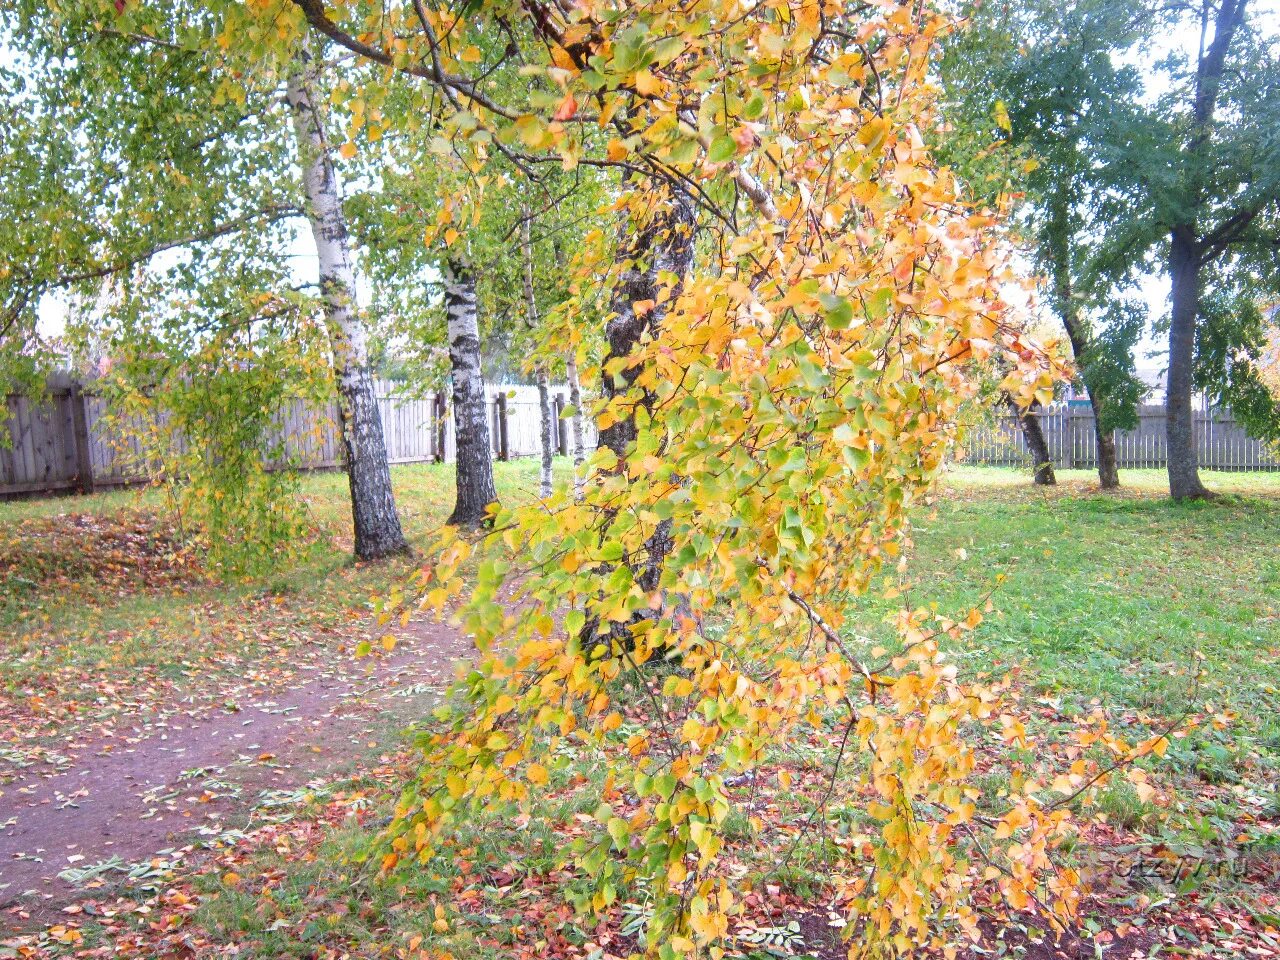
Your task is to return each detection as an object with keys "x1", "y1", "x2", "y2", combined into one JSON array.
[
  {"x1": 497, "y1": 392, "x2": 510, "y2": 461},
  {"x1": 1063, "y1": 407, "x2": 1075, "y2": 470},
  {"x1": 555, "y1": 393, "x2": 569, "y2": 456},
  {"x1": 434, "y1": 390, "x2": 448, "y2": 463},
  {"x1": 68, "y1": 379, "x2": 95, "y2": 495}
]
